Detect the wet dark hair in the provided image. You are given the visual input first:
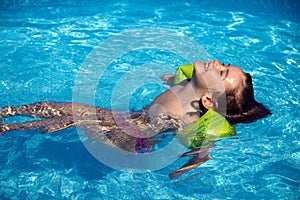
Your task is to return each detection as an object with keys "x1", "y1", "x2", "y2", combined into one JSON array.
[
  {"x1": 224, "y1": 73, "x2": 271, "y2": 124},
  {"x1": 198, "y1": 73, "x2": 271, "y2": 124}
]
